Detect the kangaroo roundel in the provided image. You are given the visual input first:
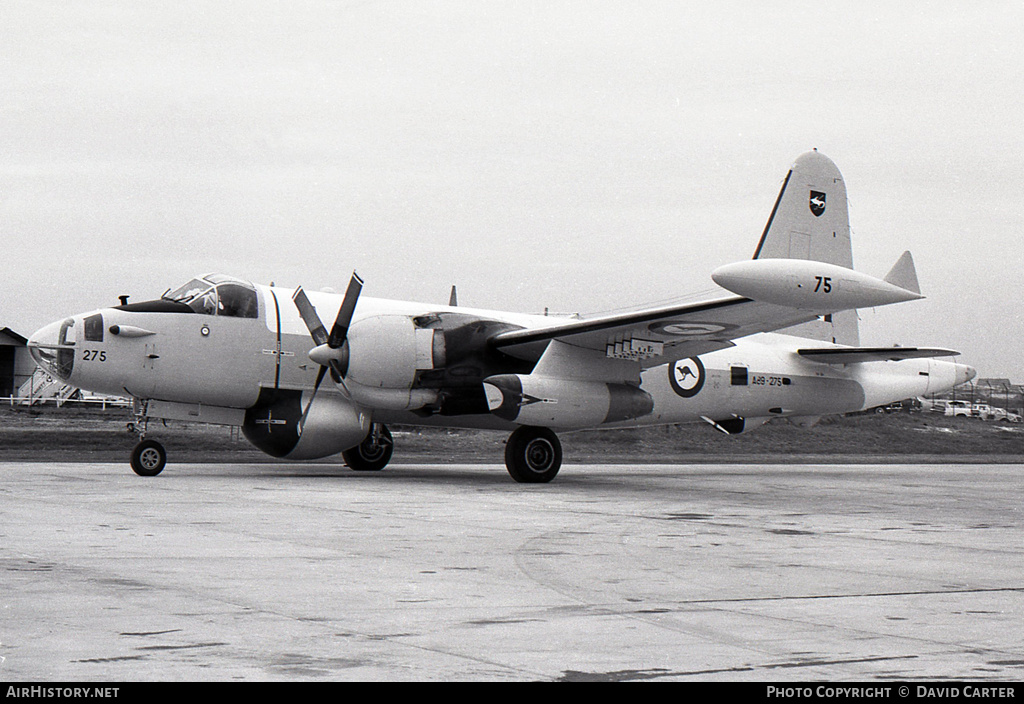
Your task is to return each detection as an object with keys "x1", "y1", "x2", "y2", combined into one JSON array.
[{"x1": 669, "y1": 357, "x2": 705, "y2": 398}]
